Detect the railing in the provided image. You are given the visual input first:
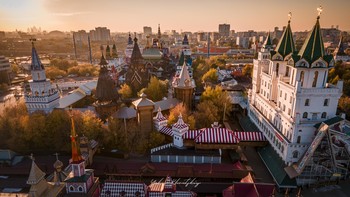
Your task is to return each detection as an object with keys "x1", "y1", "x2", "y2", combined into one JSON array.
[
  {"x1": 25, "y1": 91, "x2": 59, "y2": 103},
  {"x1": 150, "y1": 143, "x2": 173, "y2": 154}
]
